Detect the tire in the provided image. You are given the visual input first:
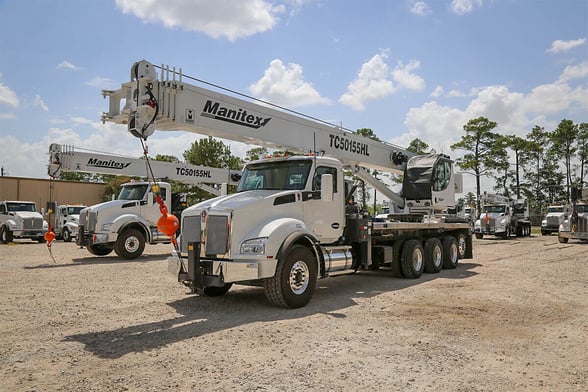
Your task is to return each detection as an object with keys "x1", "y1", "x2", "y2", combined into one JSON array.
[
  {"x1": 1, "y1": 226, "x2": 14, "y2": 244},
  {"x1": 541, "y1": 229, "x2": 547, "y2": 236},
  {"x1": 400, "y1": 239, "x2": 425, "y2": 279},
  {"x1": 558, "y1": 235, "x2": 569, "y2": 244},
  {"x1": 264, "y1": 245, "x2": 317, "y2": 308},
  {"x1": 424, "y1": 238, "x2": 443, "y2": 273},
  {"x1": 62, "y1": 228, "x2": 72, "y2": 242},
  {"x1": 456, "y1": 233, "x2": 467, "y2": 259},
  {"x1": 86, "y1": 244, "x2": 114, "y2": 256},
  {"x1": 475, "y1": 233, "x2": 483, "y2": 239},
  {"x1": 202, "y1": 284, "x2": 233, "y2": 297},
  {"x1": 114, "y1": 229, "x2": 146, "y2": 260},
  {"x1": 442, "y1": 236, "x2": 459, "y2": 269},
  {"x1": 37, "y1": 236, "x2": 46, "y2": 243}
]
